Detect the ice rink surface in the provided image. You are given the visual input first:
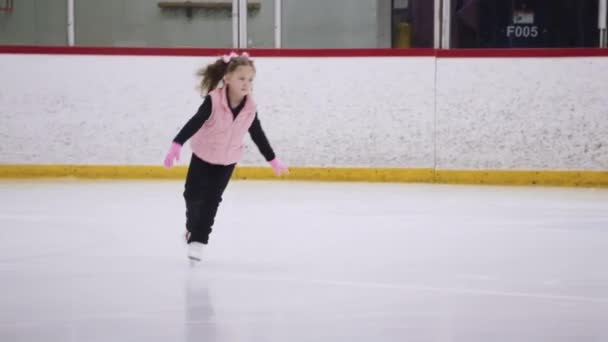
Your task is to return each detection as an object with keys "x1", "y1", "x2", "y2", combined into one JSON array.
[{"x1": 1, "y1": 179, "x2": 607, "y2": 341}]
